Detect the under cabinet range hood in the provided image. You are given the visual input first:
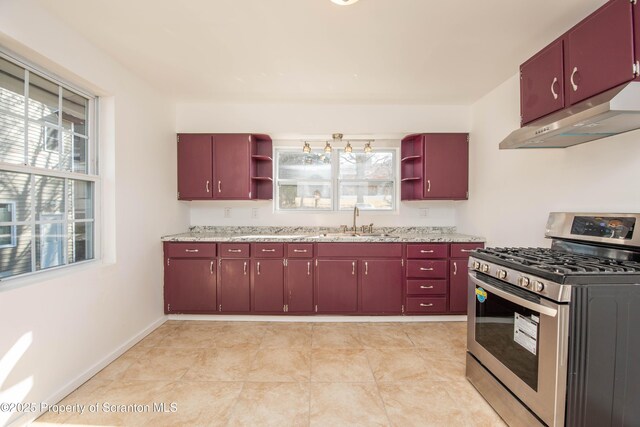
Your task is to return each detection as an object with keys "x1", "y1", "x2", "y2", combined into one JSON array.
[{"x1": 500, "y1": 82, "x2": 640, "y2": 149}]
